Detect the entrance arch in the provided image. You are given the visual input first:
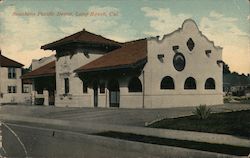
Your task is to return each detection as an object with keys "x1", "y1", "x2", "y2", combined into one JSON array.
[{"x1": 108, "y1": 79, "x2": 120, "y2": 107}]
